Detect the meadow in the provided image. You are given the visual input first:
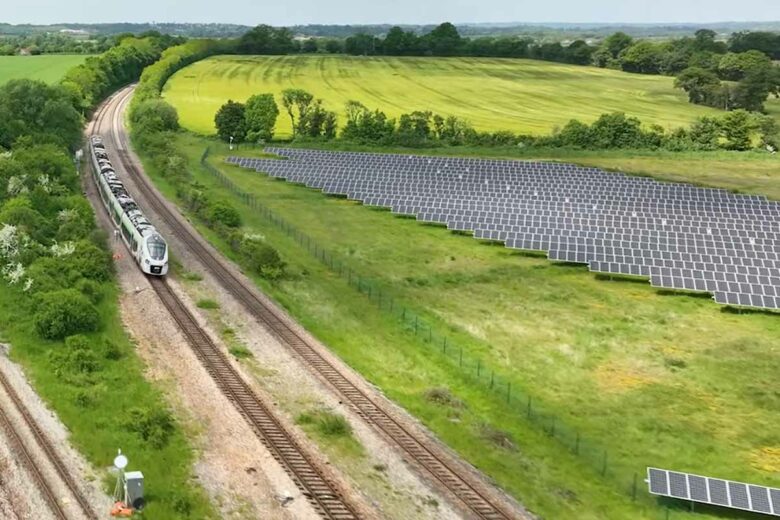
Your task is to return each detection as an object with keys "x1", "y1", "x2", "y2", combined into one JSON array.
[
  {"x1": 138, "y1": 132, "x2": 780, "y2": 519},
  {"x1": 163, "y1": 55, "x2": 724, "y2": 137},
  {"x1": 0, "y1": 55, "x2": 88, "y2": 85}
]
